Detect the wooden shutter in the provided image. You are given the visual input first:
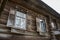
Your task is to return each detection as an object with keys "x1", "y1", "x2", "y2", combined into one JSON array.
[{"x1": 7, "y1": 9, "x2": 16, "y2": 27}]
